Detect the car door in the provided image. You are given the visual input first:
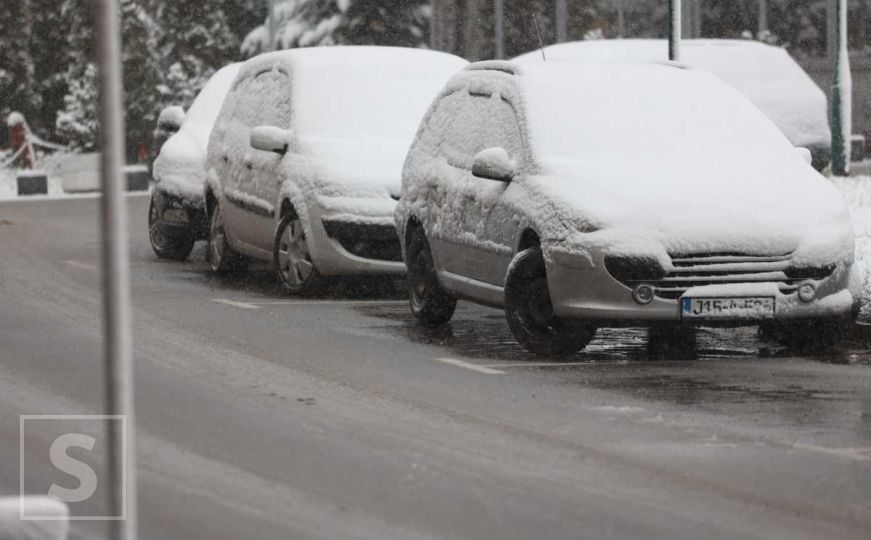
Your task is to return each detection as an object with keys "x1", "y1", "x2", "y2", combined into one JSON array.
[
  {"x1": 419, "y1": 90, "x2": 481, "y2": 277},
  {"x1": 463, "y1": 94, "x2": 527, "y2": 286},
  {"x1": 221, "y1": 68, "x2": 292, "y2": 254}
]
